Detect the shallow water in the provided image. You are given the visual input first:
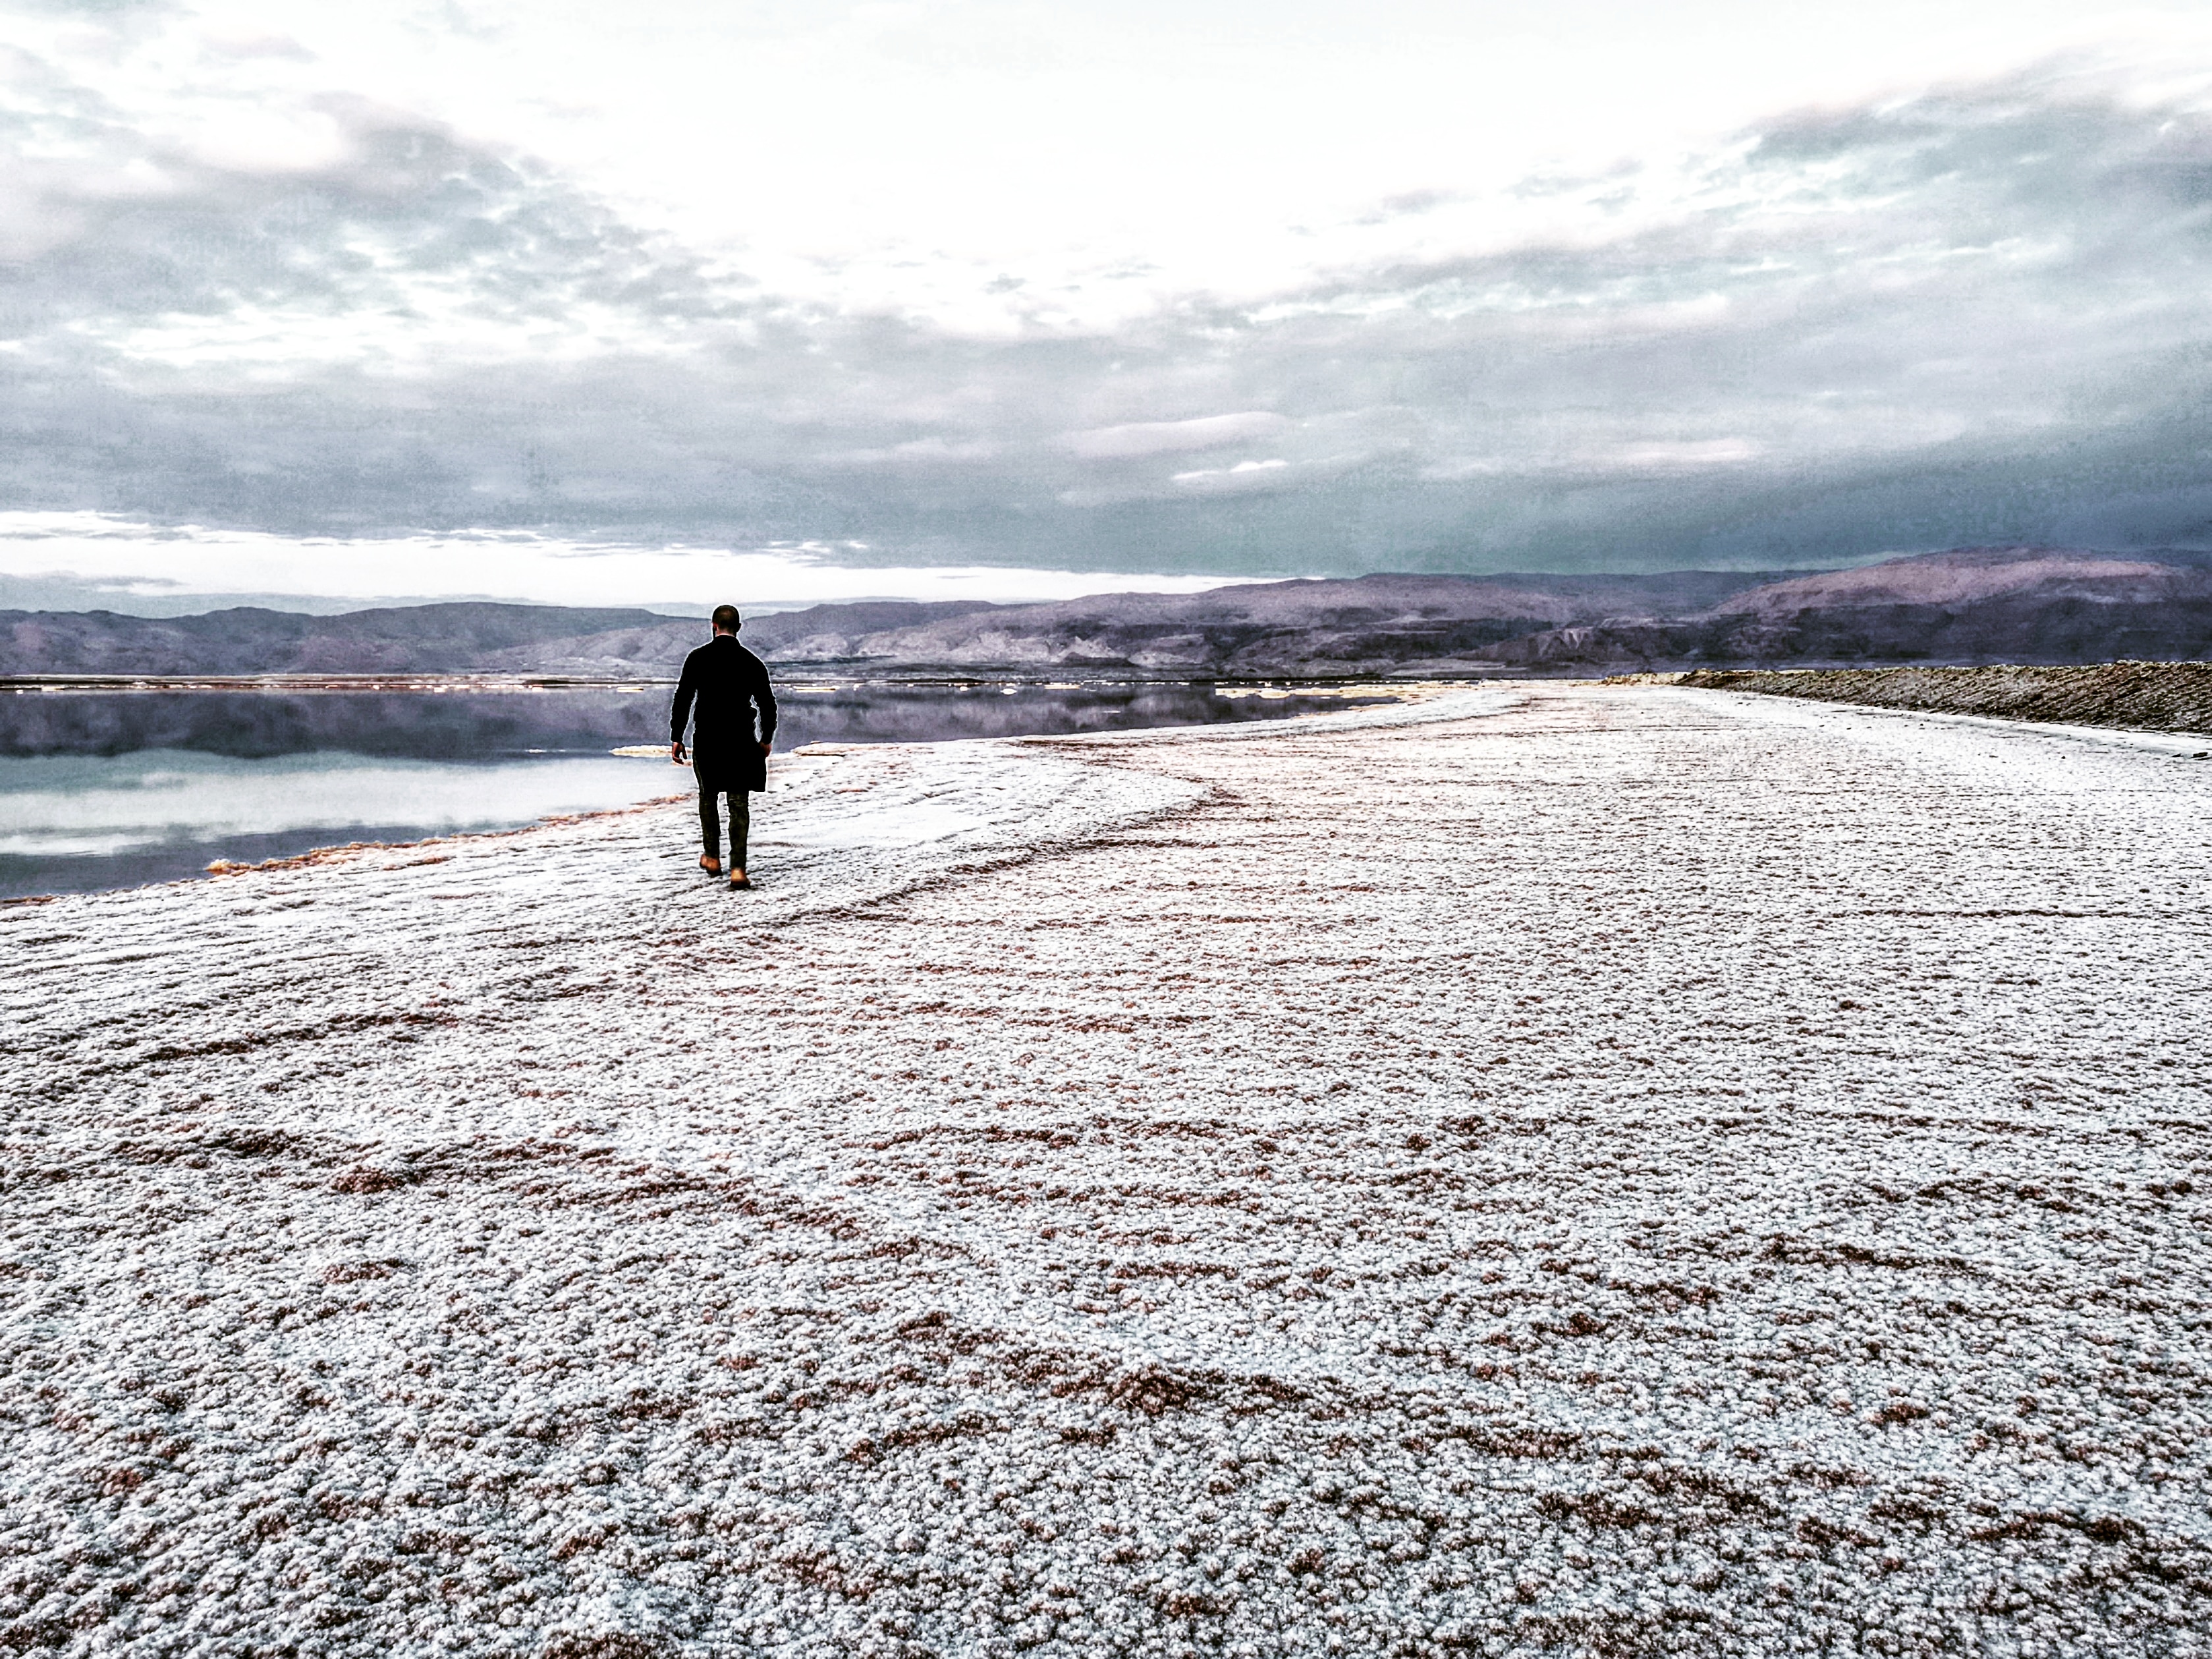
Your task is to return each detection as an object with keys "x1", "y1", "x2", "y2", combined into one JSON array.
[{"x1": 0, "y1": 681, "x2": 1385, "y2": 896}]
